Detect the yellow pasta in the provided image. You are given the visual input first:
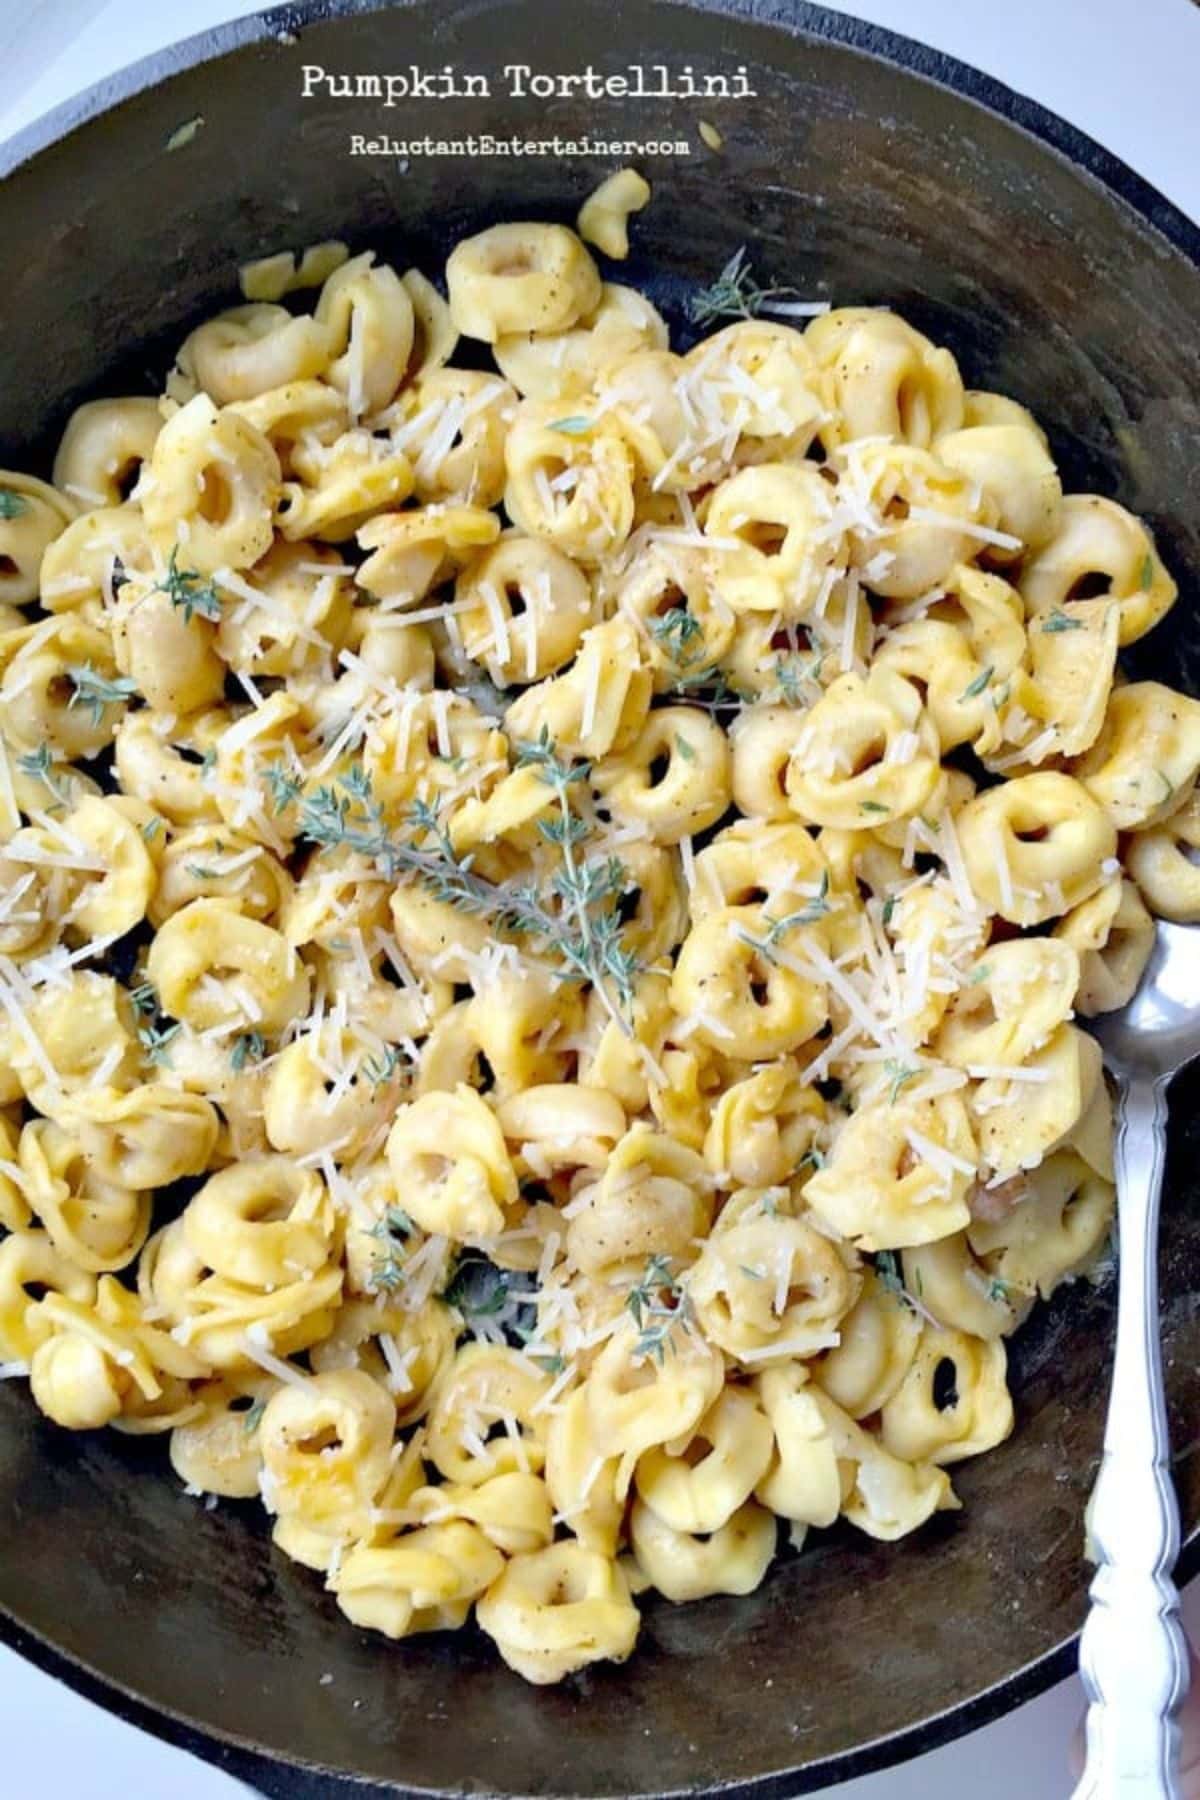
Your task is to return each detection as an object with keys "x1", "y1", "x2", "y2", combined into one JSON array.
[{"x1": 0, "y1": 215, "x2": 1186, "y2": 1685}]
